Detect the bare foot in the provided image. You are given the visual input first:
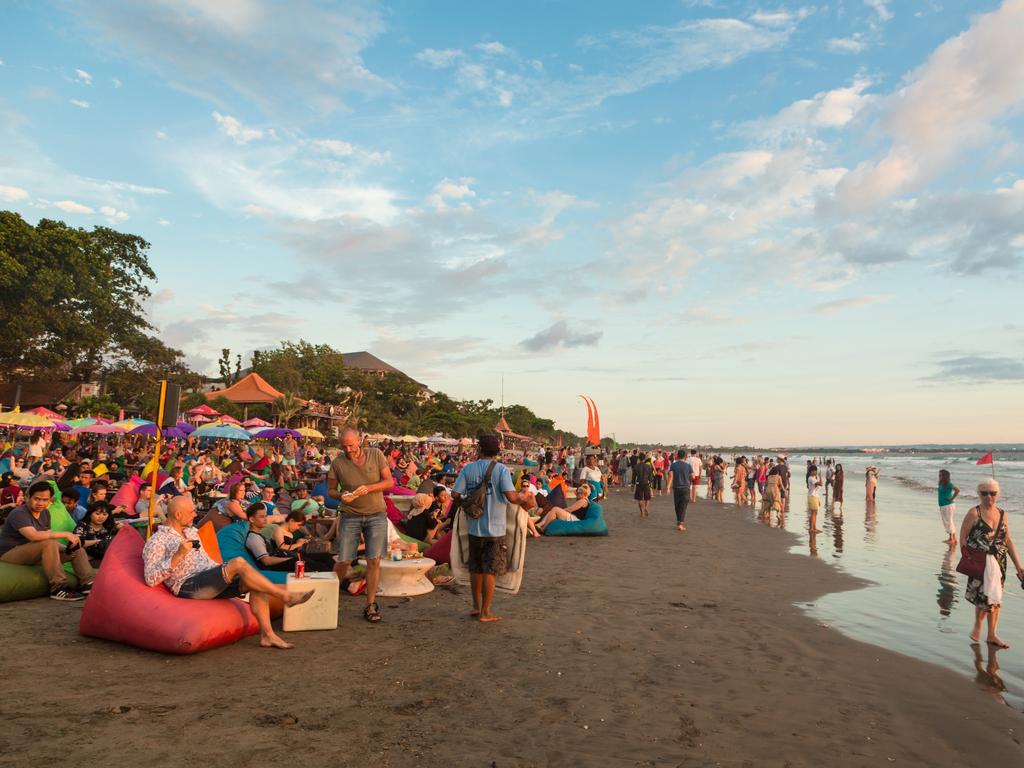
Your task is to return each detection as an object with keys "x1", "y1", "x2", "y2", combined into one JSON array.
[
  {"x1": 479, "y1": 614, "x2": 502, "y2": 623},
  {"x1": 284, "y1": 589, "x2": 315, "y2": 608},
  {"x1": 676, "y1": 524, "x2": 686, "y2": 531},
  {"x1": 988, "y1": 637, "x2": 1010, "y2": 649},
  {"x1": 470, "y1": 608, "x2": 480, "y2": 617},
  {"x1": 970, "y1": 630, "x2": 982, "y2": 642},
  {"x1": 260, "y1": 634, "x2": 294, "y2": 650}
]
